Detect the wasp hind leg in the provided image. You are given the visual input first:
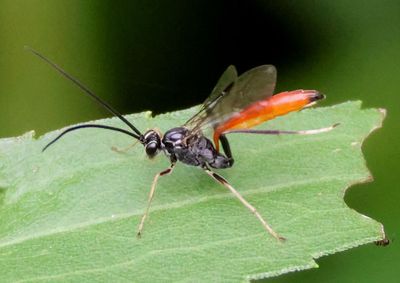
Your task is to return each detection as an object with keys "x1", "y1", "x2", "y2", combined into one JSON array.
[
  {"x1": 137, "y1": 161, "x2": 176, "y2": 238},
  {"x1": 224, "y1": 123, "x2": 339, "y2": 136},
  {"x1": 202, "y1": 165, "x2": 285, "y2": 242},
  {"x1": 219, "y1": 134, "x2": 234, "y2": 166}
]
